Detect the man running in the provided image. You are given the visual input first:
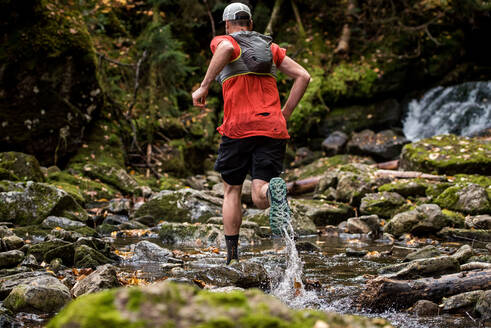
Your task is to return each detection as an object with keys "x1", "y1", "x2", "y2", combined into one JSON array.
[{"x1": 192, "y1": 2, "x2": 310, "y2": 264}]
